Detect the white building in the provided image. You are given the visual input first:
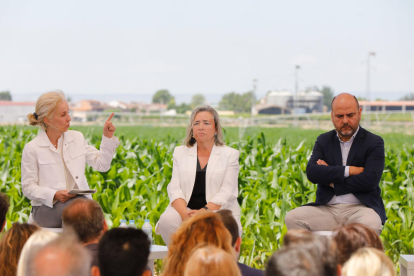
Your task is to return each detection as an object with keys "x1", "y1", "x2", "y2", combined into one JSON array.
[{"x1": 0, "y1": 101, "x2": 36, "y2": 123}]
